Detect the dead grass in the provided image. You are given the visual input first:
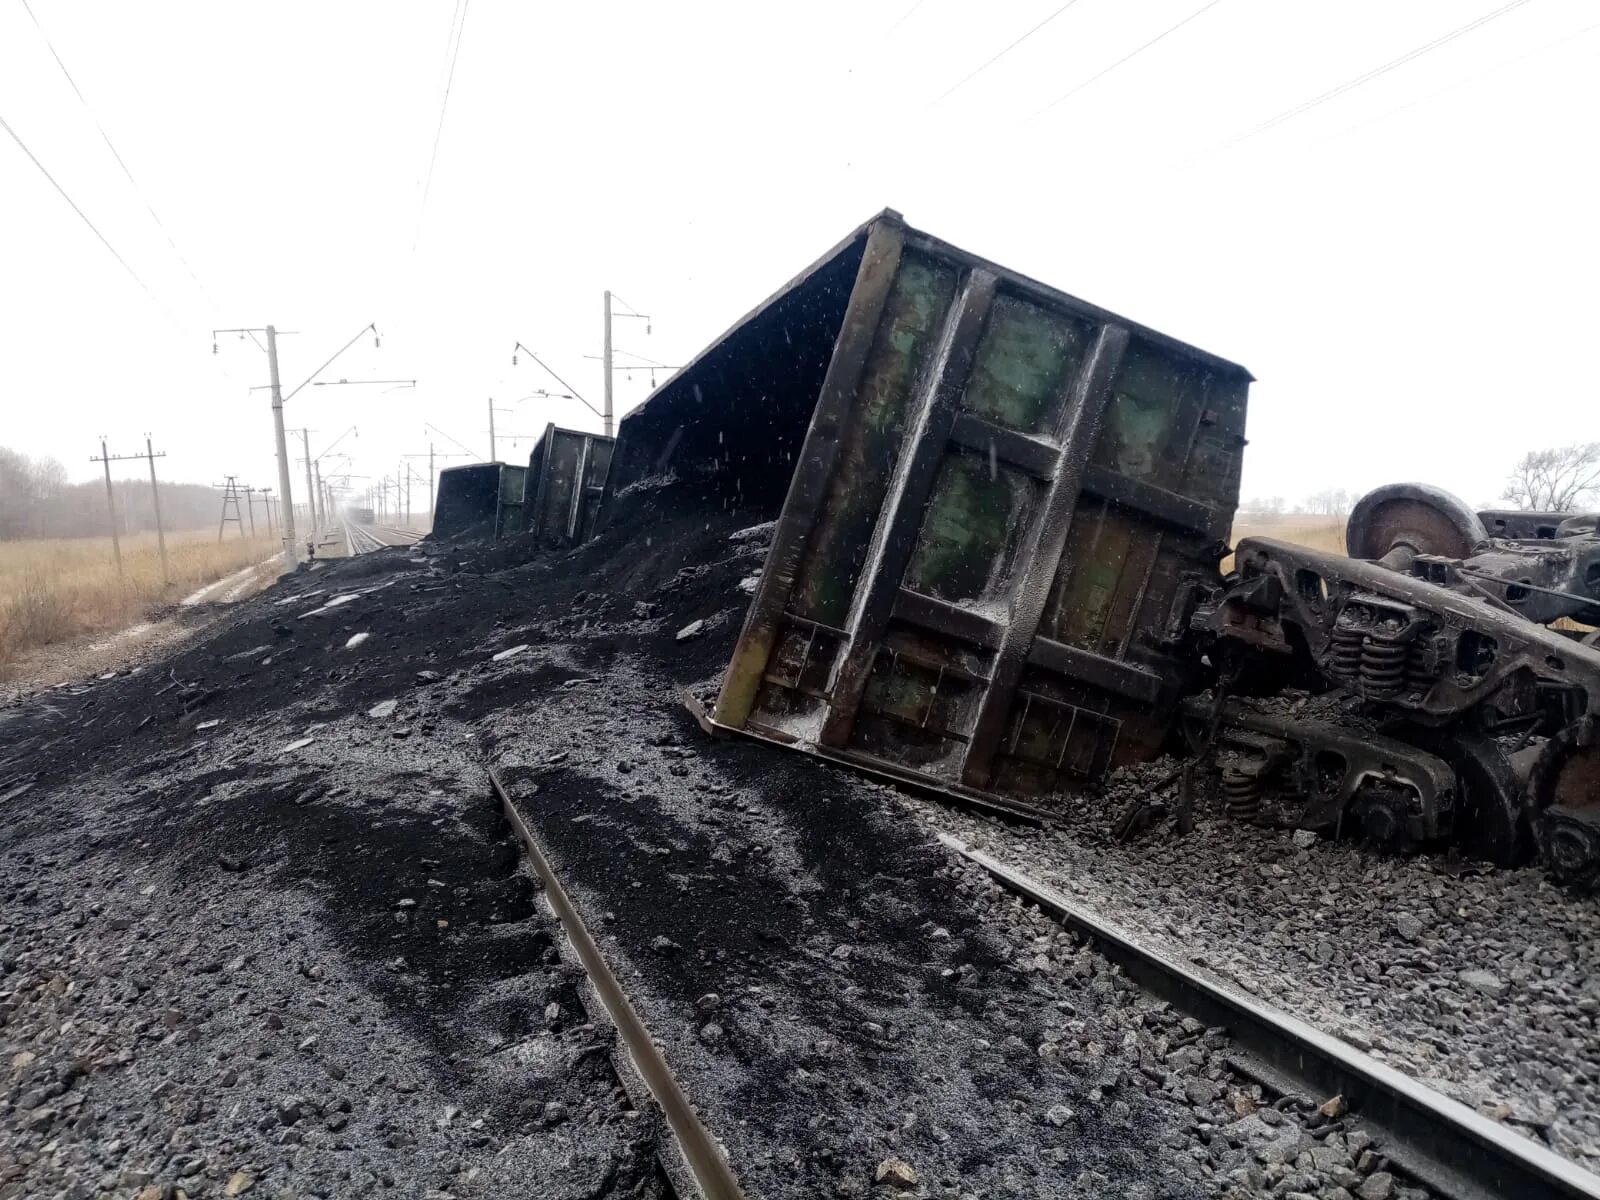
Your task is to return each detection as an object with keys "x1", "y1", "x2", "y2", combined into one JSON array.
[
  {"x1": 0, "y1": 529, "x2": 284, "y2": 677},
  {"x1": 1225, "y1": 514, "x2": 1346, "y2": 572}
]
